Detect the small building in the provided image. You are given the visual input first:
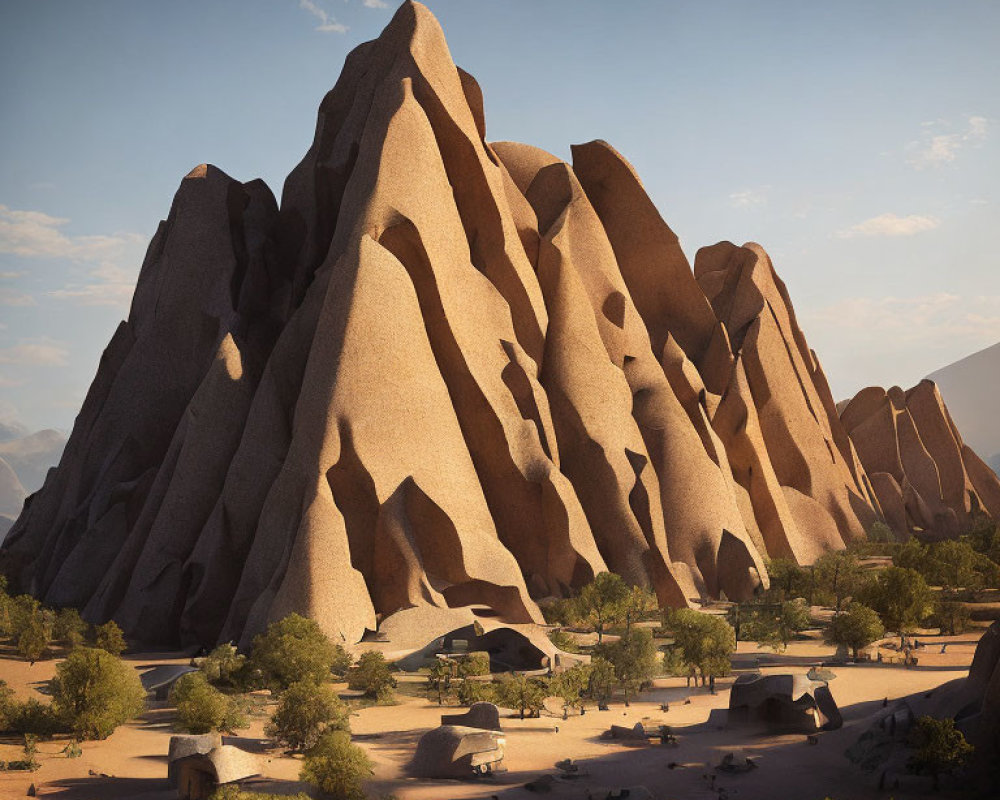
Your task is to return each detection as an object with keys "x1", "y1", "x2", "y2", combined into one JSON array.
[
  {"x1": 728, "y1": 672, "x2": 842, "y2": 732},
  {"x1": 173, "y1": 745, "x2": 260, "y2": 800},
  {"x1": 167, "y1": 734, "x2": 222, "y2": 786},
  {"x1": 410, "y1": 725, "x2": 506, "y2": 778}
]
